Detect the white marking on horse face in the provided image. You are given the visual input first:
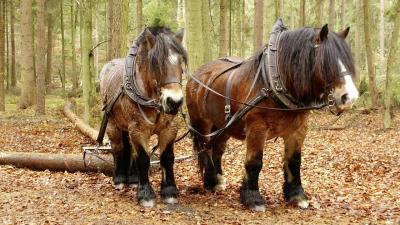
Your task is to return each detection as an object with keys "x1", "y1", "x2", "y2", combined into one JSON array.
[
  {"x1": 333, "y1": 59, "x2": 359, "y2": 110},
  {"x1": 168, "y1": 49, "x2": 179, "y2": 65},
  {"x1": 160, "y1": 88, "x2": 184, "y2": 112}
]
